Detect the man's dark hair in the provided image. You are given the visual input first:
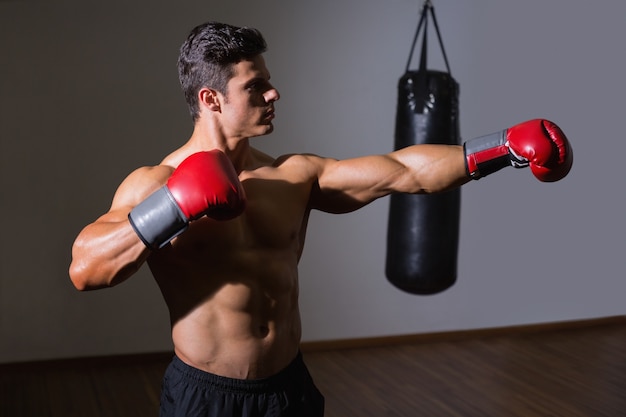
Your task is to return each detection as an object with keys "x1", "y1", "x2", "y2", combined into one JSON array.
[{"x1": 177, "y1": 22, "x2": 267, "y2": 121}]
